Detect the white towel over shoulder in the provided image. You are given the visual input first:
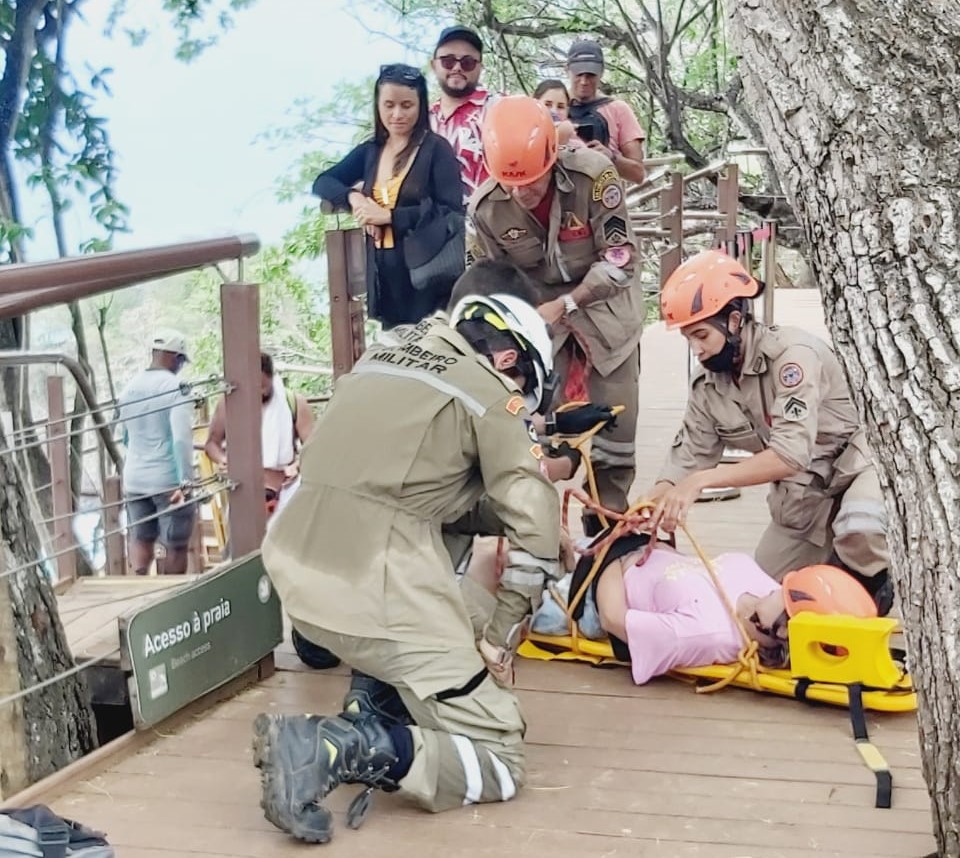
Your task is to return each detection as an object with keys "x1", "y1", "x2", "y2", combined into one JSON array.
[{"x1": 262, "y1": 375, "x2": 295, "y2": 470}]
